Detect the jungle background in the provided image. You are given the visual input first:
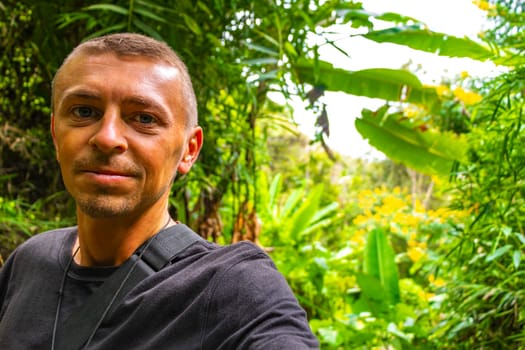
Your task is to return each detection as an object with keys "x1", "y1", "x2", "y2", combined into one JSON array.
[{"x1": 1, "y1": 0, "x2": 524, "y2": 348}]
